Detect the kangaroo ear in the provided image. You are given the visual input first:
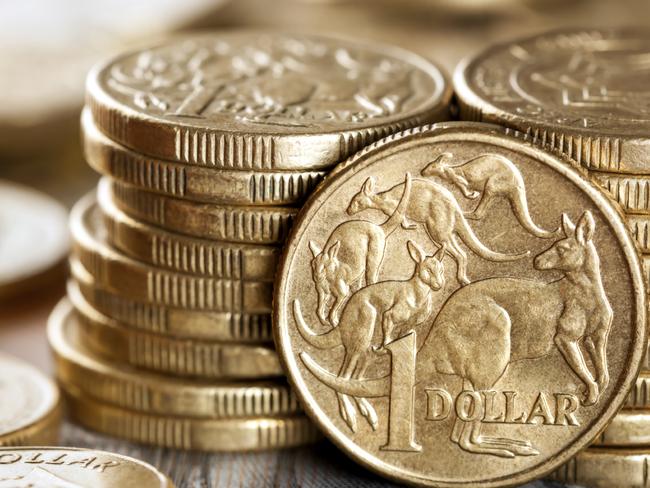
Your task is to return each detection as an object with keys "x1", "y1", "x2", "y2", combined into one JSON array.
[
  {"x1": 309, "y1": 241, "x2": 322, "y2": 258},
  {"x1": 361, "y1": 177, "x2": 375, "y2": 196},
  {"x1": 576, "y1": 211, "x2": 595, "y2": 244},
  {"x1": 561, "y1": 214, "x2": 576, "y2": 237},
  {"x1": 407, "y1": 240, "x2": 426, "y2": 263},
  {"x1": 326, "y1": 241, "x2": 341, "y2": 260}
]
